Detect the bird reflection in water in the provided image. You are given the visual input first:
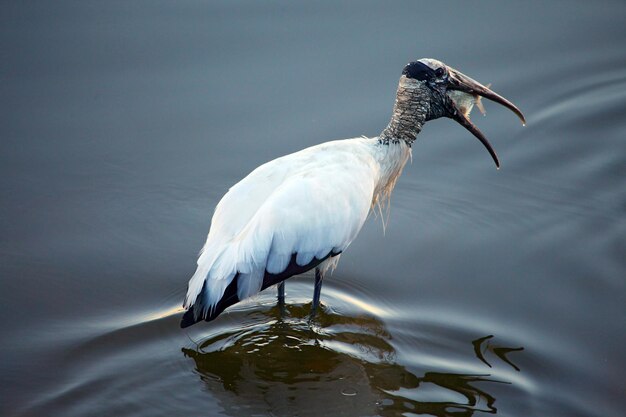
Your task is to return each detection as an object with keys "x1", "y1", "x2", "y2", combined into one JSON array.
[{"x1": 182, "y1": 305, "x2": 522, "y2": 416}]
